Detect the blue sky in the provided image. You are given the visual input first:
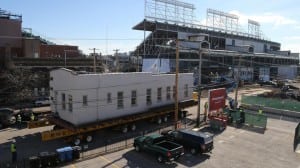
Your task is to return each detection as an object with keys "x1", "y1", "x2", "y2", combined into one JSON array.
[{"x1": 2, "y1": 0, "x2": 300, "y2": 54}]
